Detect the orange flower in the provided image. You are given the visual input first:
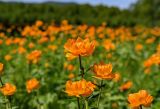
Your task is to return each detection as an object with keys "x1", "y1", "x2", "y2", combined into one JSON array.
[
  {"x1": 135, "y1": 44, "x2": 143, "y2": 52},
  {"x1": 92, "y1": 63, "x2": 115, "y2": 80},
  {"x1": 0, "y1": 63, "x2": 4, "y2": 75},
  {"x1": 67, "y1": 64, "x2": 75, "y2": 71},
  {"x1": 38, "y1": 37, "x2": 48, "y2": 44},
  {"x1": 113, "y1": 73, "x2": 121, "y2": 82},
  {"x1": 119, "y1": 81, "x2": 132, "y2": 91},
  {"x1": 61, "y1": 20, "x2": 68, "y2": 25},
  {"x1": 26, "y1": 78, "x2": 40, "y2": 93},
  {"x1": 35, "y1": 20, "x2": 43, "y2": 27},
  {"x1": 65, "y1": 79, "x2": 96, "y2": 97},
  {"x1": 18, "y1": 46, "x2": 26, "y2": 54},
  {"x1": 64, "y1": 37, "x2": 96, "y2": 60},
  {"x1": 68, "y1": 73, "x2": 75, "y2": 79},
  {"x1": 27, "y1": 50, "x2": 42, "y2": 64},
  {"x1": 4, "y1": 55, "x2": 12, "y2": 61},
  {"x1": 145, "y1": 37, "x2": 155, "y2": 44},
  {"x1": 28, "y1": 42, "x2": 35, "y2": 49},
  {"x1": 144, "y1": 53, "x2": 160, "y2": 67},
  {"x1": 128, "y1": 90, "x2": 153, "y2": 109},
  {"x1": 0, "y1": 39, "x2": 3, "y2": 45},
  {"x1": 48, "y1": 45, "x2": 57, "y2": 51},
  {"x1": 103, "y1": 39, "x2": 115, "y2": 51},
  {"x1": 0, "y1": 83, "x2": 16, "y2": 96}
]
